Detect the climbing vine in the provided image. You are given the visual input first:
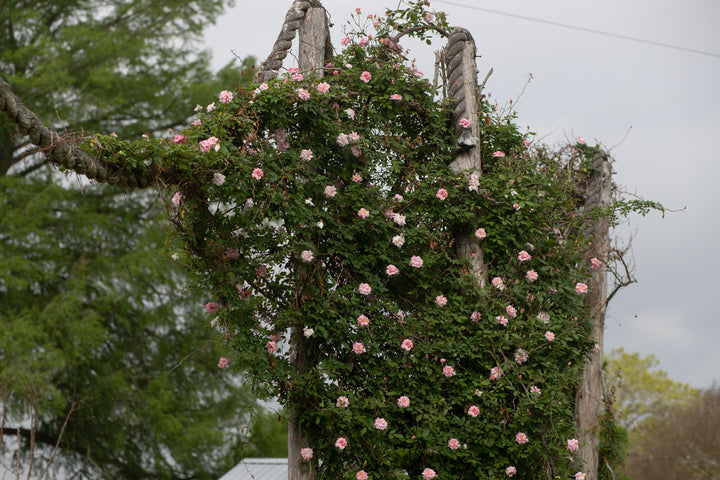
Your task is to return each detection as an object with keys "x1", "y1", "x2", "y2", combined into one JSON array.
[{"x1": 75, "y1": 3, "x2": 658, "y2": 479}]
